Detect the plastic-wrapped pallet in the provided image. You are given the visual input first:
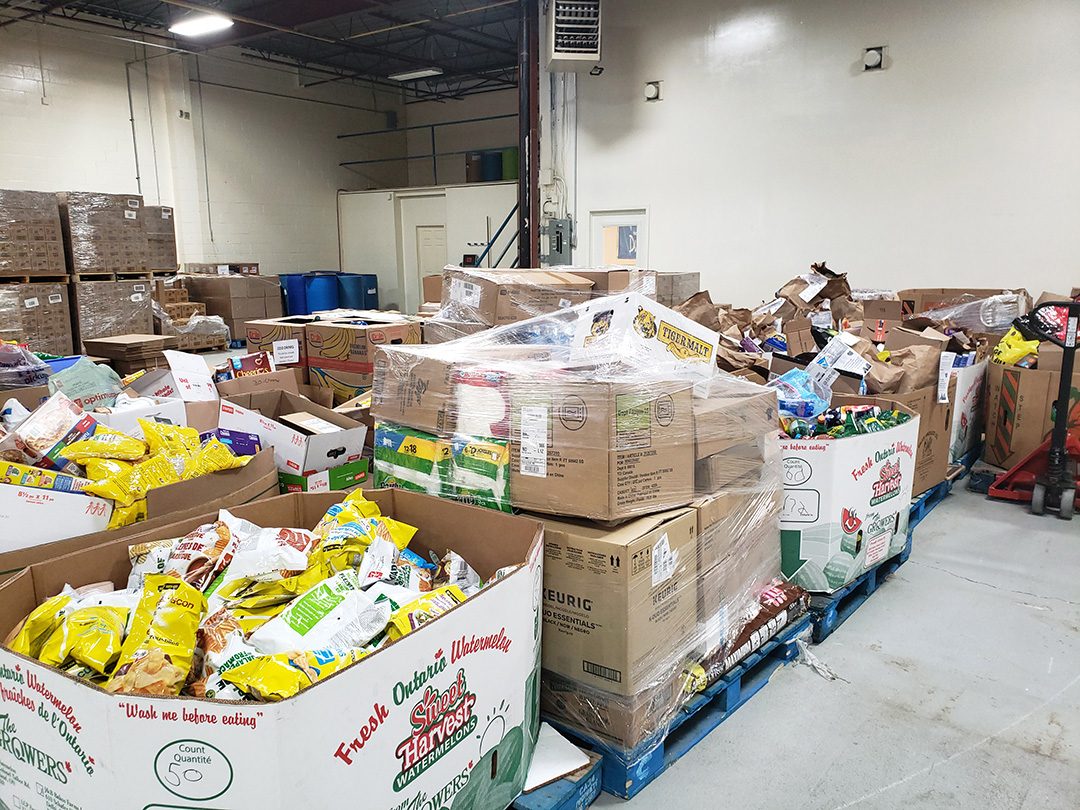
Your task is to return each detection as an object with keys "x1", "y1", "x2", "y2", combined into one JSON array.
[
  {"x1": 0, "y1": 190, "x2": 65, "y2": 276},
  {"x1": 56, "y1": 192, "x2": 149, "y2": 276},
  {"x1": 71, "y1": 280, "x2": 153, "y2": 349},
  {"x1": 143, "y1": 205, "x2": 177, "y2": 272},
  {"x1": 153, "y1": 300, "x2": 229, "y2": 351},
  {"x1": 0, "y1": 283, "x2": 73, "y2": 356}
]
